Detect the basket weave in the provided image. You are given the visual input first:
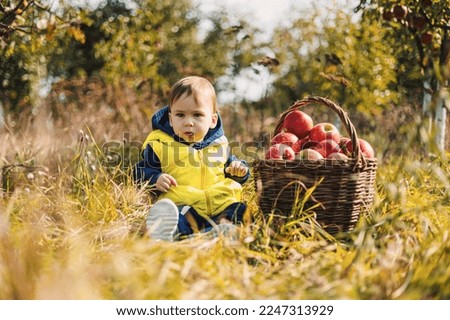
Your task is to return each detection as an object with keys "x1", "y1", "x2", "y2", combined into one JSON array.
[{"x1": 253, "y1": 96, "x2": 377, "y2": 234}]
